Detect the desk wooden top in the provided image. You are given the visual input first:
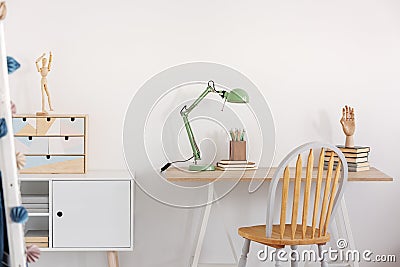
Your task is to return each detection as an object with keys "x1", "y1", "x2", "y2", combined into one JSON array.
[{"x1": 166, "y1": 167, "x2": 393, "y2": 182}]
